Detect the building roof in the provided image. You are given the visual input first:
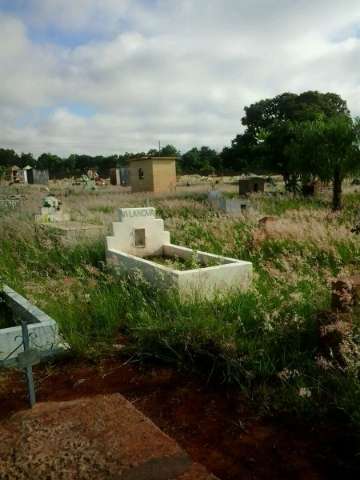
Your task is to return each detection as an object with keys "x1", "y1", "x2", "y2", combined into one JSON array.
[{"x1": 129, "y1": 156, "x2": 177, "y2": 163}]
